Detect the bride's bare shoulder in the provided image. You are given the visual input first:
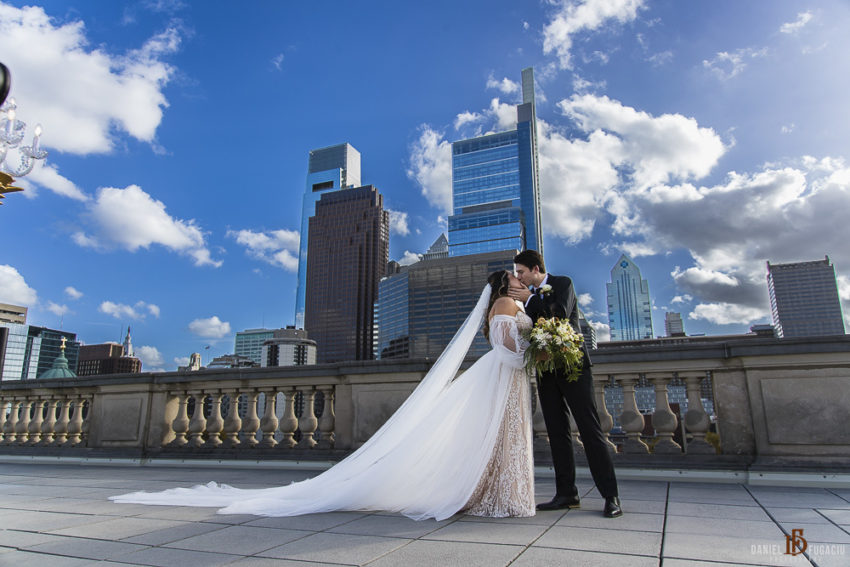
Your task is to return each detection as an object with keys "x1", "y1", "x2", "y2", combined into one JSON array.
[{"x1": 491, "y1": 296, "x2": 520, "y2": 317}]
